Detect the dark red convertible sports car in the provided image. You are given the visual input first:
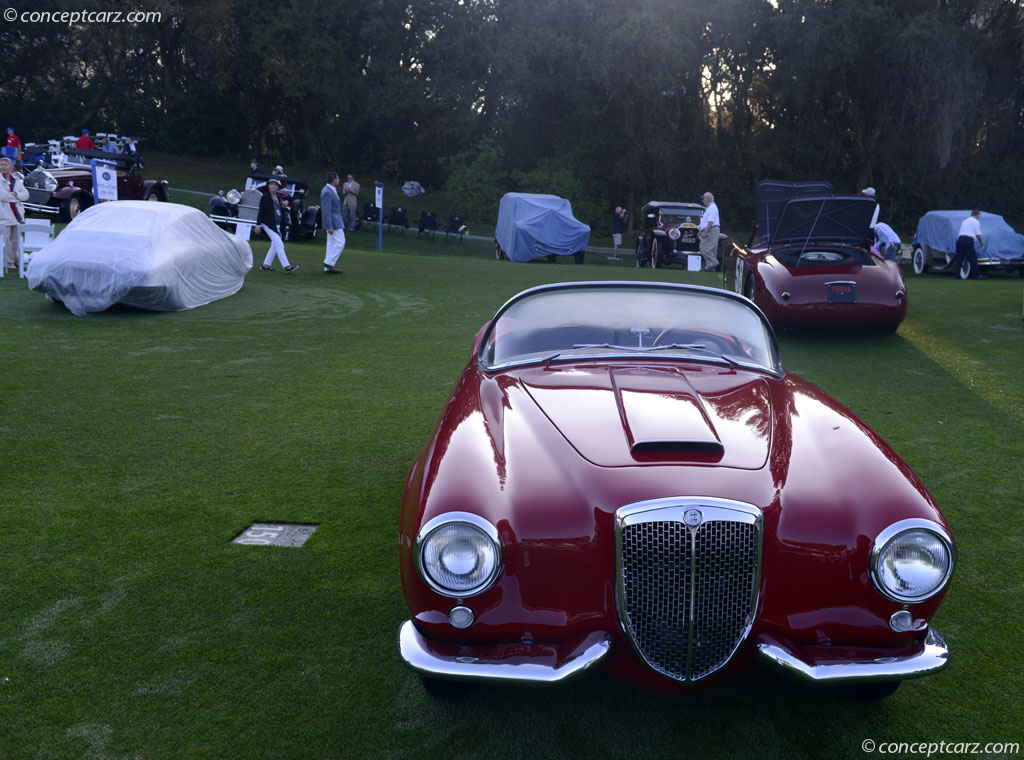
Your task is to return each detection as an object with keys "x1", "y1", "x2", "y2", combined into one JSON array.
[
  {"x1": 399, "y1": 282, "x2": 954, "y2": 696},
  {"x1": 723, "y1": 181, "x2": 907, "y2": 332}
]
